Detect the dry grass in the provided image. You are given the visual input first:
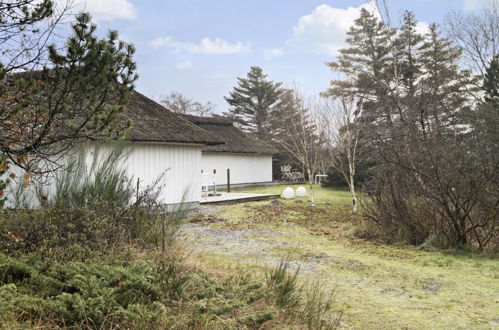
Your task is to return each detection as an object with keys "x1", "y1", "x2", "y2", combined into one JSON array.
[{"x1": 186, "y1": 185, "x2": 499, "y2": 329}]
